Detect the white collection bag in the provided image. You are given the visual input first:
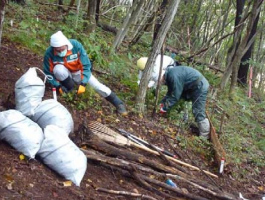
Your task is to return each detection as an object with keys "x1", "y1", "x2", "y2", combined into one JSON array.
[
  {"x1": 15, "y1": 67, "x2": 47, "y2": 117},
  {"x1": 0, "y1": 110, "x2": 43, "y2": 158},
  {"x1": 38, "y1": 125, "x2": 87, "y2": 186},
  {"x1": 31, "y1": 99, "x2": 74, "y2": 135}
]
